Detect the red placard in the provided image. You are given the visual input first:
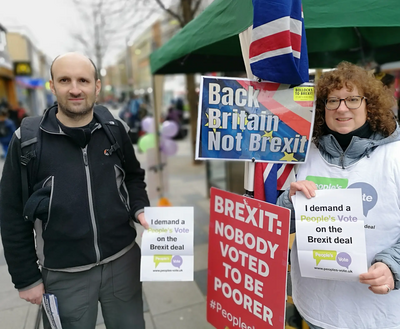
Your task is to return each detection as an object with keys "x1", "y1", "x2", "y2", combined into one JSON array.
[{"x1": 207, "y1": 188, "x2": 291, "y2": 329}]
